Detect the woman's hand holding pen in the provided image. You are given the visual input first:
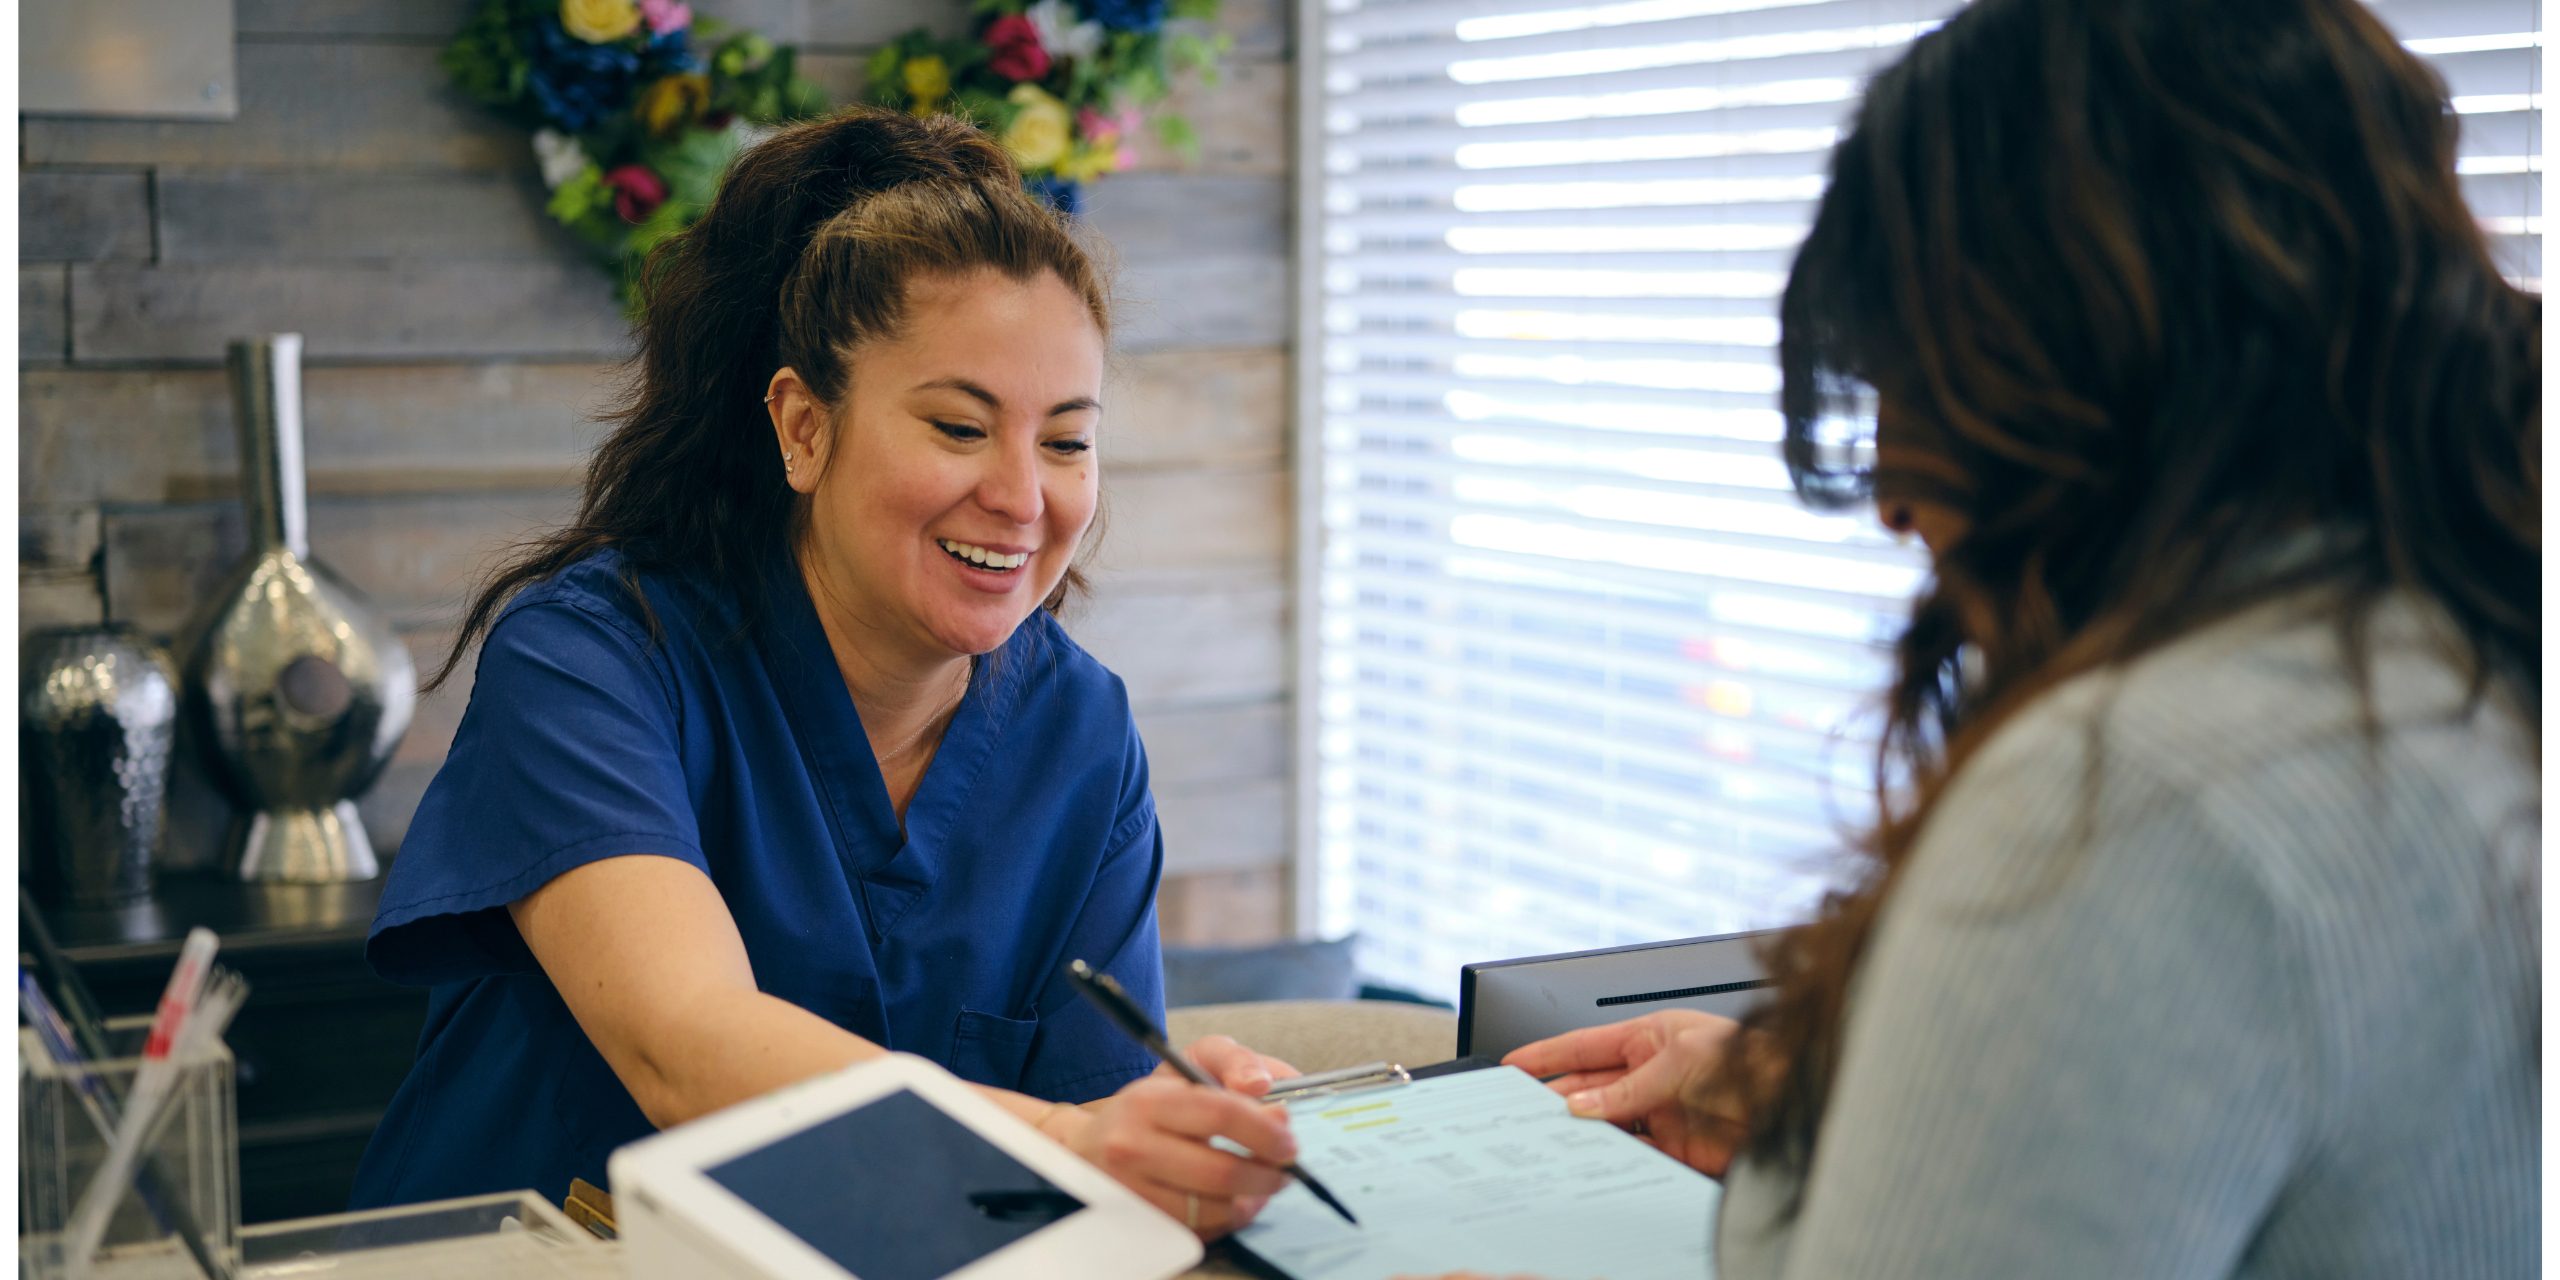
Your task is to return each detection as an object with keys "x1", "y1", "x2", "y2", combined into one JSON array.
[
  {"x1": 1047, "y1": 1035, "x2": 1305, "y2": 1240},
  {"x1": 1503, "y1": 1009, "x2": 1751, "y2": 1179}
]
